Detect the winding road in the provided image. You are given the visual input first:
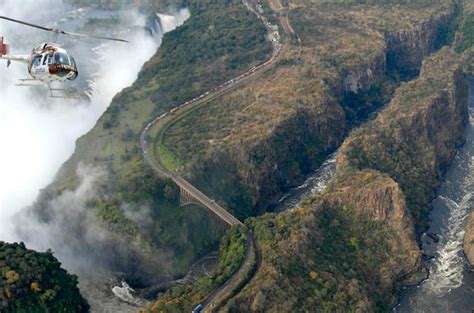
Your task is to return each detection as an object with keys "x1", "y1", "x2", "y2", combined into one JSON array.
[
  {"x1": 139, "y1": 0, "x2": 293, "y2": 310},
  {"x1": 139, "y1": 0, "x2": 282, "y2": 226}
]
